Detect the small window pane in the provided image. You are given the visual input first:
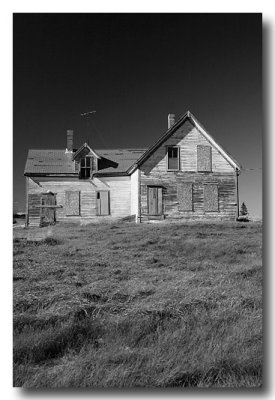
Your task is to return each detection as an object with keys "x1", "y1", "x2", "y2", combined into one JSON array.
[
  {"x1": 168, "y1": 158, "x2": 178, "y2": 170},
  {"x1": 86, "y1": 157, "x2": 91, "y2": 167},
  {"x1": 172, "y1": 148, "x2": 178, "y2": 158}
]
